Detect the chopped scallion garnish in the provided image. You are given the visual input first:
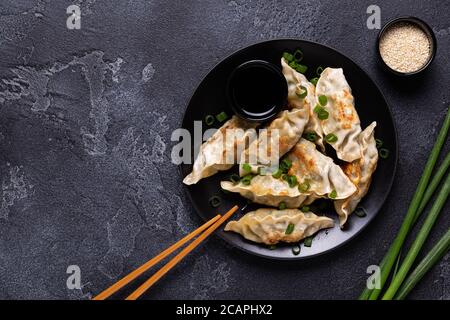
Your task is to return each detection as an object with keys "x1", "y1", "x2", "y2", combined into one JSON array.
[
  {"x1": 287, "y1": 175, "x2": 298, "y2": 188},
  {"x1": 303, "y1": 132, "x2": 317, "y2": 142},
  {"x1": 325, "y1": 133, "x2": 338, "y2": 143},
  {"x1": 242, "y1": 163, "x2": 252, "y2": 173},
  {"x1": 204, "y1": 115, "x2": 215, "y2": 126},
  {"x1": 304, "y1": 236, "x2": 313, "y2": 247},
  {"x1": 316, "y1": 66, "x2": 324, "y2": 76},
  {"x1": 310, "y1": 77, "x2": 319, "y2": 86},
  {"x1": 285, "y1": 223, "x2": 295, "y2": 235},
  {"x1": 329, "y1": 189, "x2": 337, "y2": 199},
  {"x1": 272, "y1": 169, "x2": 283, "y2": 179},
  {"x1": 300, "y1": 206, "x2": 310, "y2": 213},
  {"x1": 215, "y1": 111, "x2": 228, "y2": 123},
  {"x1": 279, "y1": 158, "x2": 292, "y2": 172},
  {"x1": 379, "y1": 148, "x2": 390, "y2": 159},
  {"x1": 296, "y1": 85, "x2": 307, "y2": 99},
  {"x1": 313, "y1": 104, "x2": 322, "y2": 113},
  {"x1": 240, "y1": 174, "x2": 254, "y2": 185},
  {"x1": 278, "y1": 202, "x2": 287, "y2": 210},
  {"x1": 282, "y1": 52, "x2": 294, "y2": 62},
  {"x1": 292, "y1": 245, "x2": 301, "y2": 255},
  {"x1": 298, "y1": 180, "x2": 310, "y2": 192},
  {"x1": 209, "y1": 196, "x2": 221, "y2": 208},
  {"x1": 318, "y1": 95, "x2": 328, "y2": 106},
  {"x1": 376, "y1": 138, "x2": 383, "y2": 149},
  {"x1": 293, "y1": 49, "x2": 304, "y2": 62},
  {"x1": 355, "y1": 207, "x2": 367, "y2": 217}
]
